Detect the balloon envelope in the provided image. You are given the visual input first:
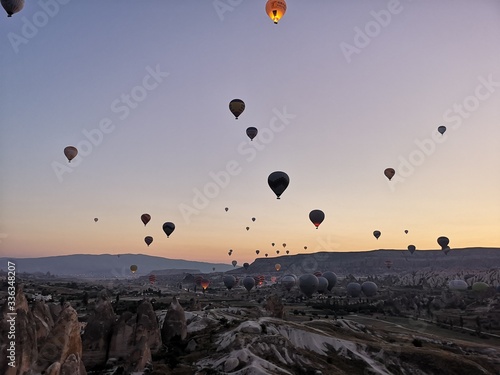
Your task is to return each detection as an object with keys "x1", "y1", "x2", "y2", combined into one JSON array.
[
  {"x1": 130, "y1": 265, "x2": 138, "y2": 274},
  {"x1": 407, "y1": 245, "x2": 416, "y2": 254},
  {"x1": 322, "y1": 271, "x2": 337, "y2": 291},
  {"x1": 404, "y1": 229, "x2": 408, "y2": 234},
  {"x1": 243, "y1": 262, "x2": 250, "y2": 270},
  {"x1": 243, "y1": 276, "x2": 255, "y2": 291},
  {"x1": 229, "y1": 99, "x2": 245, "y2": 119},
  {"x1": 438, "y1": 125, "x2": 447, "y2": 135},
  {"x1": 1, "y1": 0, "x2": 24, "y2": 17},
  {"x1": 255, "y1": 250, "x2": 260, "y2": 255},
  {"x1": 200, "y1": 279, "x2": 210, "y2": 290},
  {"x1": 268, "y1": 171, "x2": 290, "y2": 199},
  {"x1": 265, "y1": 0, "x2": 287, "y2": 24},
  {"x1": 309, "y1": 209, "x2": 325, "y2": 229},
  {"x1": 246, "y1": 127, "x2": 258, "y2": 141},
  {"x1": 281, "y1": 275, "x2": 296, "y2": 291},
  {"x1": 298, "y1": 274, "x2": 319, "y2": 298},
  {"x1": 162, "y1": 222, "x2": 175, "y2": 237},
  {"x1": 384, "y1": 168, "x2": 395, "y2": 181},
  {"x1": 64, "y1": 146, "x2": 78, "y2": 162},
  {"x1": 361, "y1": 281, "x2": 378, "y2": 297},
  {"x1": 317, "y1": 277, "x2": 328, "y2": 293},
  {"x1": 141, "y1": 214, "x2": 151, "y2": 226},
  {"x1": 373, "y1": 230, "x2": 381, "y2": 239},
  {"x1": 346, "y1": 282, "x2": 362, "y2": 297},
  {"x1": 275, "y1": 263, "x2": 281, "y2": 271},
  {"x1": 223, "y1": 275, "x2": 236, "y2": 290},
  {"x1": 232, "y1": 260, "x2": 237, "y2": 267},
  {"x1": 144, "y1": 236, "x2": 153, "y2": 246},
  {"x1": 448, "y1": 280, "x2": 468, "y2": 291},
  {"x1": 437, "y1": 236, "x2": 449, "y2": 249},
  {"x1": 94, "y1": 218, "x2": 98, "y2": 222},
  {"x1": 472, "y1": 282, "x2": 489, "y2": 292}
]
